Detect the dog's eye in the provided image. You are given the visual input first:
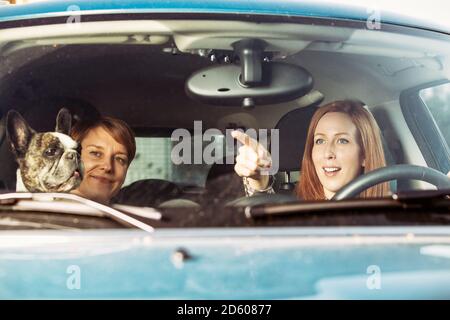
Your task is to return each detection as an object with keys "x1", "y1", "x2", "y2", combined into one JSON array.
[{"x1": 44, "y1": 148, "x2": 57, "y2": 157}]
